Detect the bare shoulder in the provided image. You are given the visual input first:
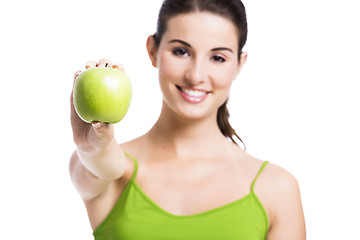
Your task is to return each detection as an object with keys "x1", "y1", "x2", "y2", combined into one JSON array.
[
  {"x1": 255, "y1": 161, "x2": 302, "y2": 212},
  {"x1": 118, "y1": 135, "x2": 147, "y2": 180},
  {"x1": 254, "y1": 161, "x2": 306, "y2": 239},
  {"x1": 259, "y1": 162, "x2": 300, "y2": 194},
  {"x1": 120, "y1": 135, "x2": 145, "y2": 157}
]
